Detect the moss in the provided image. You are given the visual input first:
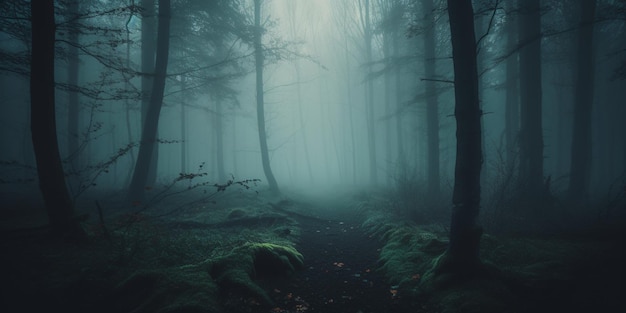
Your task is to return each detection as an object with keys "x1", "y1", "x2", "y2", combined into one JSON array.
[
  {"x1": 226, "y1": 208, "x2": 248, "y2": 220},
  {"x1": 111, "y1": 267, "x2": 221, "y2": 313},
  {"x1": 210, "y1": 242, "x2": 304, "y2": 309}
]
